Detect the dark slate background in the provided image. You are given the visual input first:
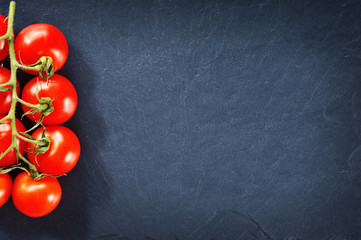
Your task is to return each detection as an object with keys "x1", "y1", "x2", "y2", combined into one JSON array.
[{"x1": 1, "y1": 0, "x2": 361, "y2": 239}]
